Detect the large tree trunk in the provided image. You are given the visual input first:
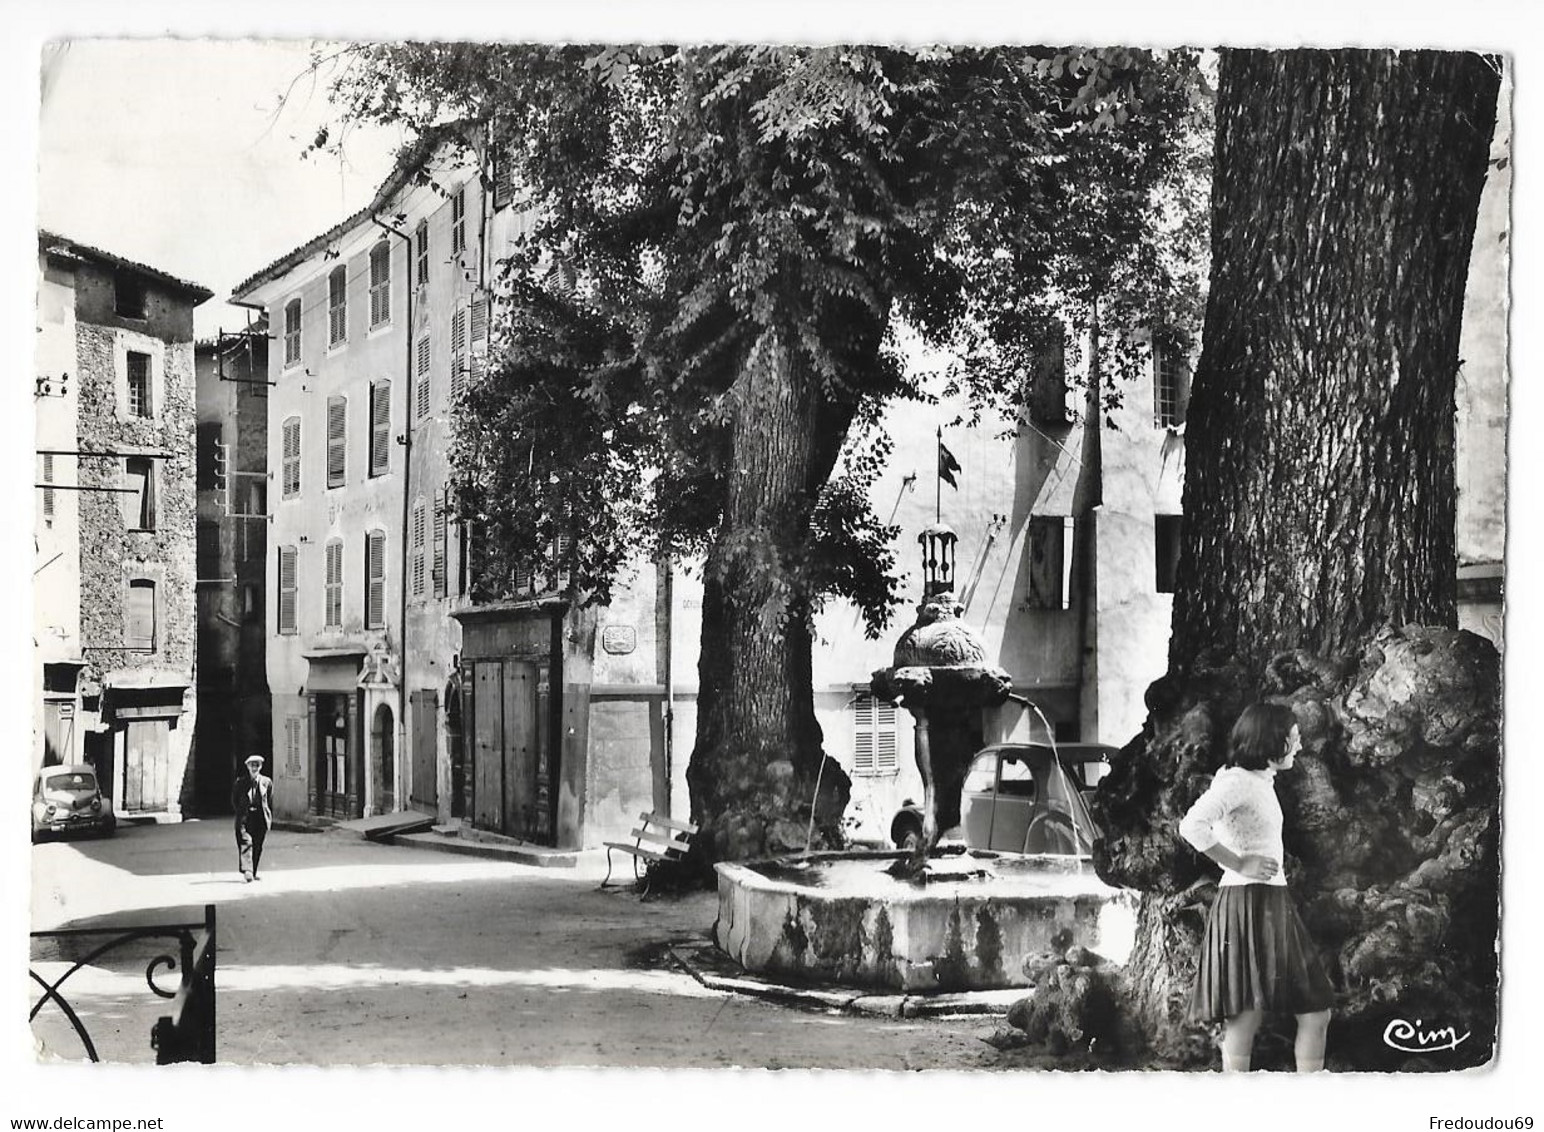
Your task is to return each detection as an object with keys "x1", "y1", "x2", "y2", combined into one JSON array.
[
  {"x1": 685, "y1": 324, "x2": 858, "y2": 864},
  {"x1": 1093, "y1": 49, "x2": 1501, "y2": 1070}
]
